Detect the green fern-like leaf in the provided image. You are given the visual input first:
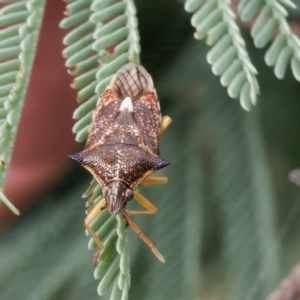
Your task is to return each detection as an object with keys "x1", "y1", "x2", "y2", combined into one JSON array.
[
  {"x1": 204, "y1": 93, "x2": 280, "y2": 299},
  {"x1": 238, "y1": 0, "x2": 300, "y2": 81},
  {"x1": 185, "y1": 0, "x2": 259, "y2": 111},
  {"x1": 0, "y1": 0, "x2": 45, "y2": 214},
  {"x1": 60, "y1": 0, "x2": 140, "y2": 297},
  {"x1": 146, "y1": 115, "x2": 203, "y2": 300},
  {"x1": 0, "y1": 179, "x2": 96, "y2": 300},
  {"x1": 83, "y1": 185, "x2": 130, "y2": 299}
]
